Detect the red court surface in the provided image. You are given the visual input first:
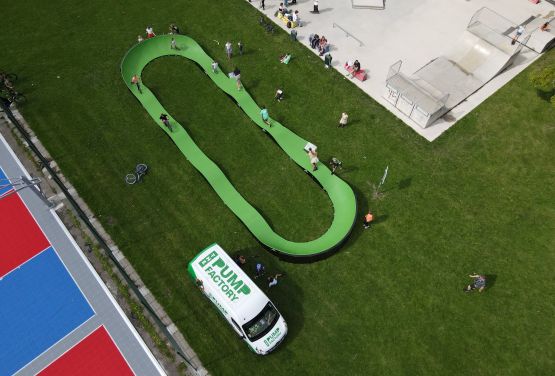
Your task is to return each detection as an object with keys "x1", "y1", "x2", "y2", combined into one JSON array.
[
  {"x1": 0, "y1": 192, "x2": 49, "y2": 278},
  {"x1": 38, "y1": 326, "x2": 135, "y2": 376}
]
